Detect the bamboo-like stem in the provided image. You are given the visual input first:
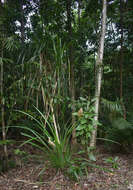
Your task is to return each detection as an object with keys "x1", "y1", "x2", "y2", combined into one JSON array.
[
  {"x1": 49, "y1": 81, "x2": 60, "y2": 144},
  {"x1": 66, "y1": 0, "x2": 76, "y2": 144},
  {"x1": 24, "y1": 73, "x2": 37, "y2": 111},
  {"x1": 50, "y1": 102, "x2": 60, "y2": 144}
]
